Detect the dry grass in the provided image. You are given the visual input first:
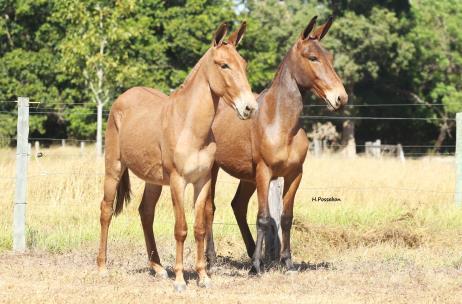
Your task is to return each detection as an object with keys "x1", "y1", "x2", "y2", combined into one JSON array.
[{"x1": 1, "y1": 146, "x2": 462, "y2": 303}]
